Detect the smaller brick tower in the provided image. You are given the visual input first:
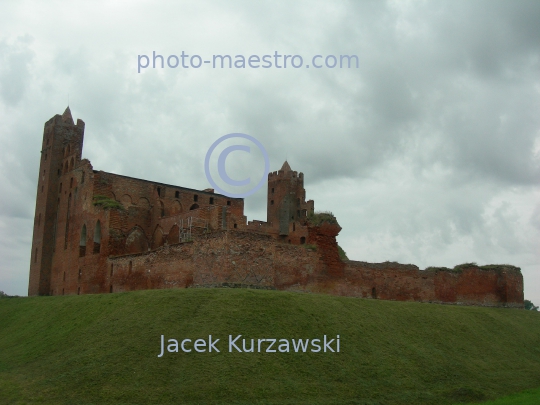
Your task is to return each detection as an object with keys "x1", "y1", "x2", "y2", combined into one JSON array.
[
  {"x1": 28, "y1": 107, "x2": 85, "y2": 296},
  {"x1": 267, "y1": 161, "x2": 314, "y2": 238}
]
